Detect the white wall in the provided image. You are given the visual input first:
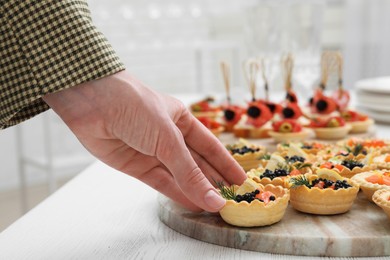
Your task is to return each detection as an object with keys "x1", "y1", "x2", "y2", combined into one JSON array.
[{"x1": 0, "y1": 111, "x2": 94, "y2": 192}]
